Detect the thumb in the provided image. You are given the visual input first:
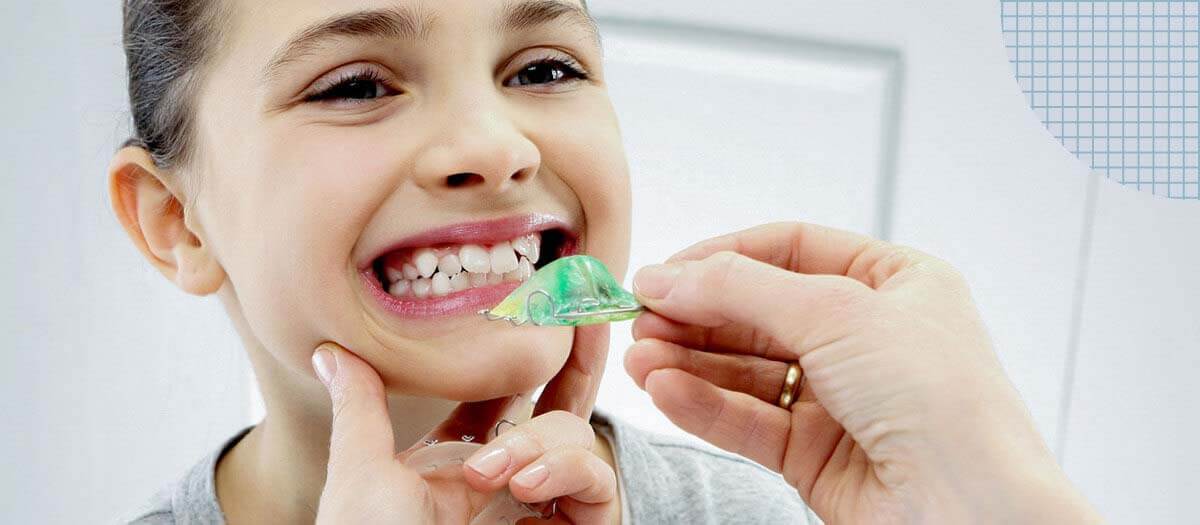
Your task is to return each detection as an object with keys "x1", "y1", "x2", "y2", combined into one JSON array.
[
  {"x1": 632, "y1": 251, "x2": 869, "y2": 354},
  {"x1": 313, "y1": 343, "x2": 396, "y2": 480}
]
